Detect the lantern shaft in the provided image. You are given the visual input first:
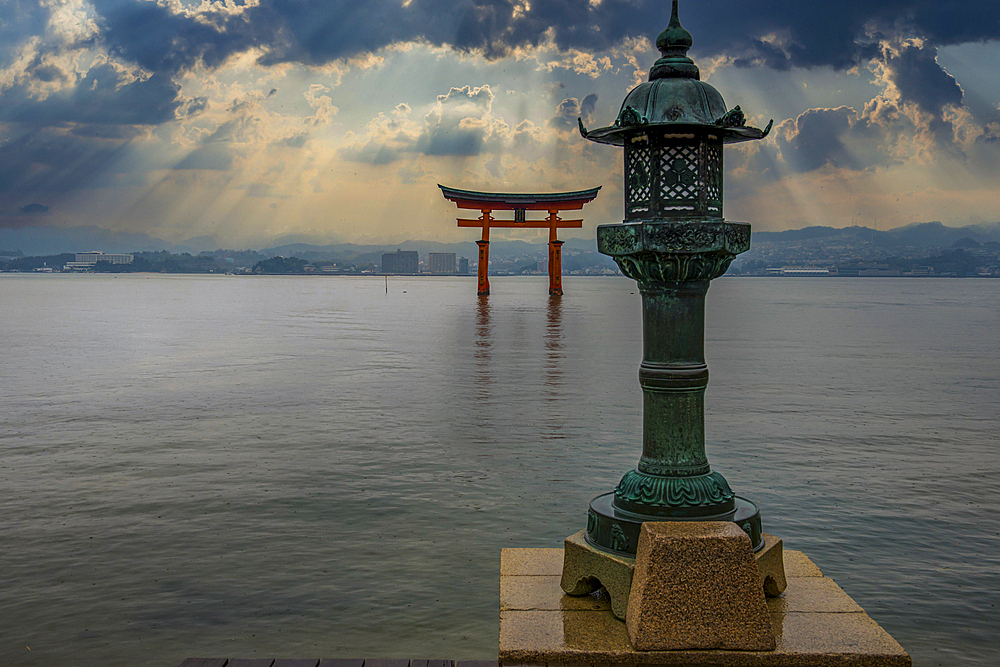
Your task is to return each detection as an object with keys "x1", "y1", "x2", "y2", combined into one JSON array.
[{"x1": 639, "y1": 281, "x2": 709, "y2": 478}]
